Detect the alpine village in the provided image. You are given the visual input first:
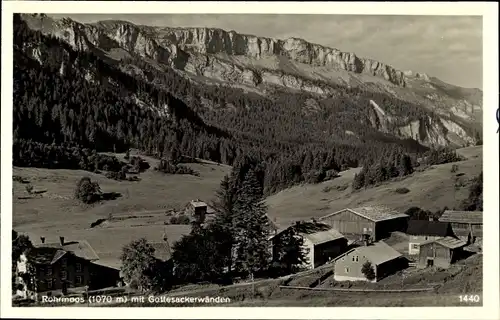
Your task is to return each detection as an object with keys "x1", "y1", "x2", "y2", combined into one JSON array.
[{"x1": 11, "y1": 14, "x2": 483, "y2": 307}]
